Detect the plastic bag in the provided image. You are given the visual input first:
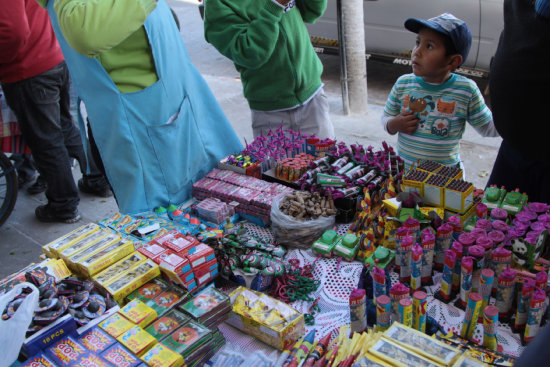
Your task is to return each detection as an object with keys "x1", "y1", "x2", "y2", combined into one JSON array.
[
  {"x1": 270, "y1": 196, "x2": 335, "y2": 249},
  {"x1": 0, "y1": 282, "x2": 39, "y2": 367}
]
